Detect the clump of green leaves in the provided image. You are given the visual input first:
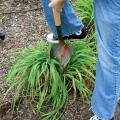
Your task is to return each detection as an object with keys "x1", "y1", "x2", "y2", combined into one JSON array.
[
  {"x1": 4, "y1": 40, "x2": 96, "y2": 120},
  {"x1": 73, "y1": 0, "x2": 94, "y2": 28}
]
